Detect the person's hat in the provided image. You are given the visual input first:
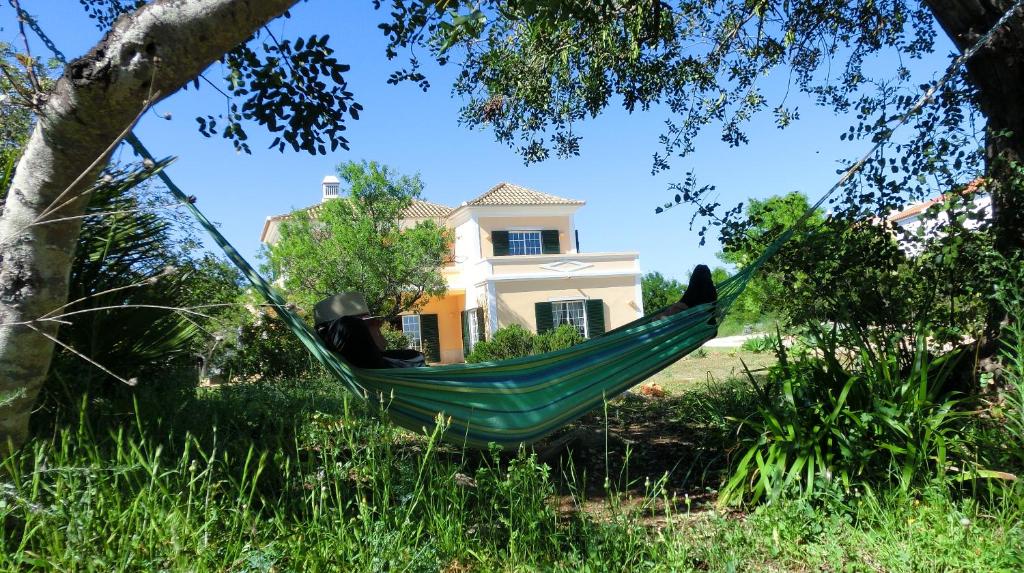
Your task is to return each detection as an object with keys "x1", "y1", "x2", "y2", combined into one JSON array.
[{"x1": 314, "y1": 292, "x2": 370, "y2": 324}]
